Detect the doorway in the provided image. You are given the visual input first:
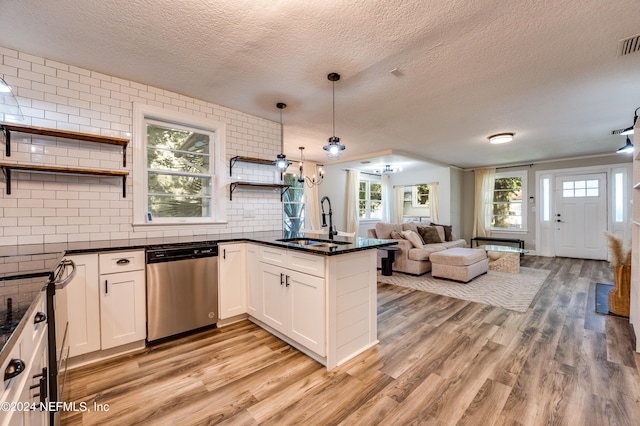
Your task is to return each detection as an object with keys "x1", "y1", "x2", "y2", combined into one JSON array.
[{"x1": 554, "y1": 173, "x2": 607, "y2": 260}]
